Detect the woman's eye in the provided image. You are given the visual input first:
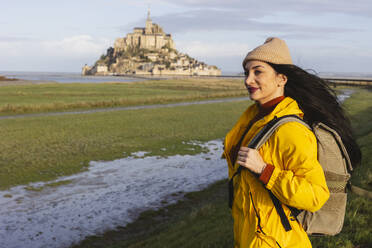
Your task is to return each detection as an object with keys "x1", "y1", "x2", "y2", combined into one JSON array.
[
  {"x1": 254, "y1": 70, "x2": 261, "y2": 75},
  {"x1": 244, "y1": 71, "x2": 249, "y2": 77}
]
